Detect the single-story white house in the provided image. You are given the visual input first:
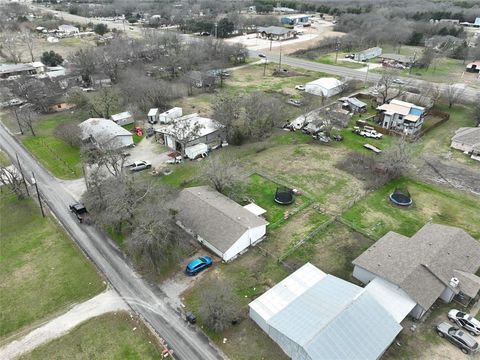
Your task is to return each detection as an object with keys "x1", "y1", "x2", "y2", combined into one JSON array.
[
  {"x1": 79, "y1": 118, "x2": 133, "y2": 150},
  {"x1": 305, "y1": 77, "x2": 343, "y2": 98},
  {"x1": 156, "y1": 114, "x2": 225, "y2": 152},
  {"x1": 174, "y1": 186, "x2": 268, "y2": 262},
  {"x1": 249, "y1": 263, "x2": 402, "y2": 360},
  {"x1": 111, "y1": 111, "x2": 134, "y2": 126},
  {"x1": 451, "y1": 127, "x2": 480, "y2": 161},
  {"x1": 58, "y1": 24, "x2": 79, "y2": 34},
  {"x1": 353, "y1": 224, "x2": 480, "y2": 320}
]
